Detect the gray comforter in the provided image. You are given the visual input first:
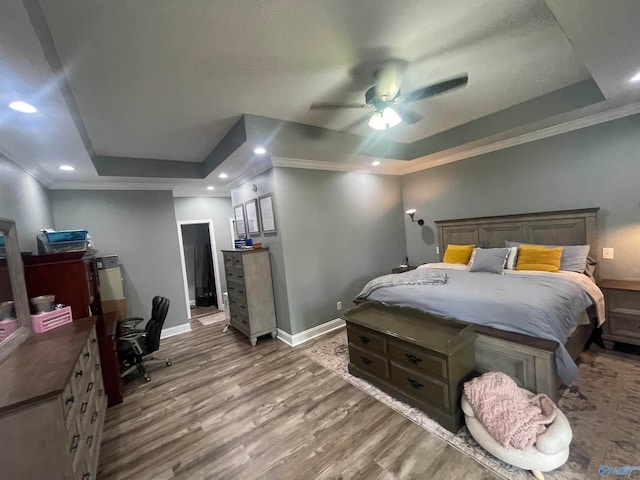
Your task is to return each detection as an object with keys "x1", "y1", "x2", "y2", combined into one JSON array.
[{"x1": 358, "y1": 268, "x2": 594, "y2": 384}]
